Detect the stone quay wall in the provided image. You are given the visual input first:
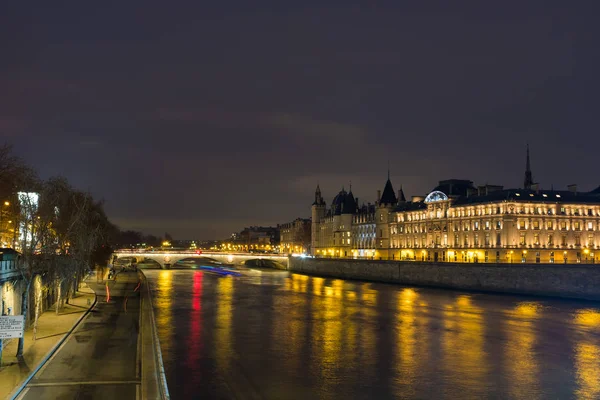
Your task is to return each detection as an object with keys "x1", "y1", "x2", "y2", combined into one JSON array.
[{"x1": 288, "y1": 257, "x2": 600, "y2": 301}]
